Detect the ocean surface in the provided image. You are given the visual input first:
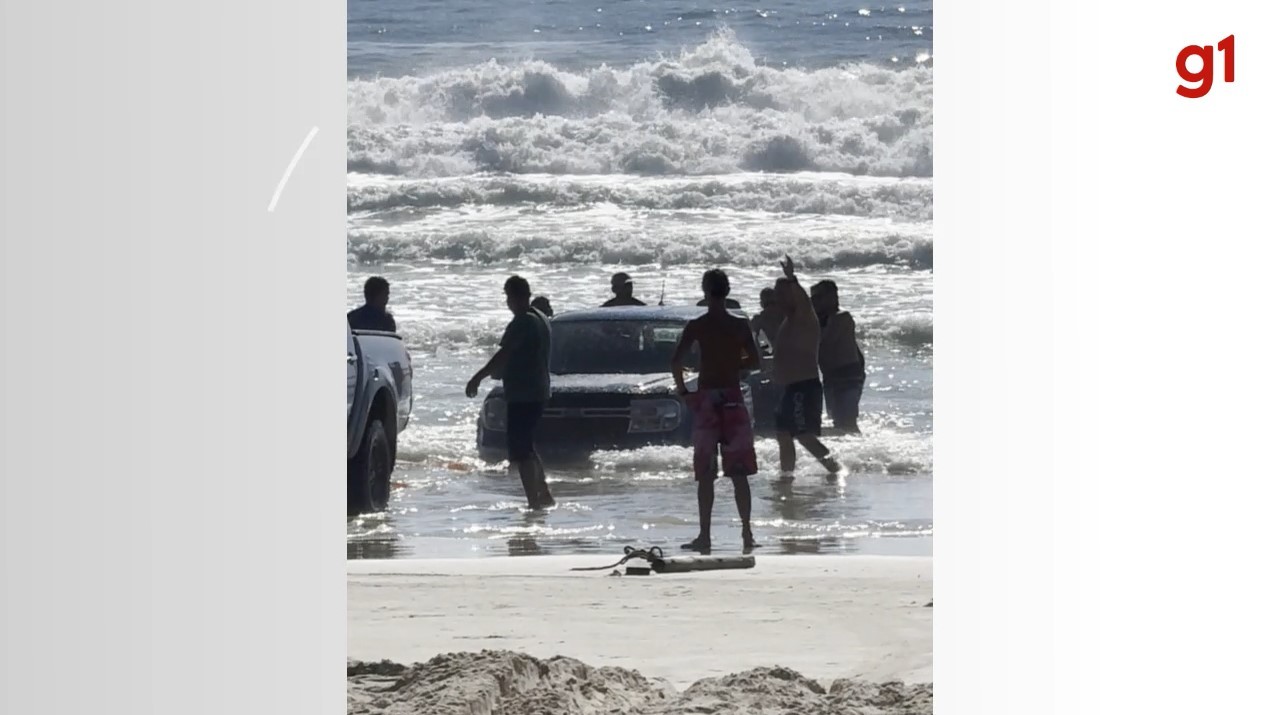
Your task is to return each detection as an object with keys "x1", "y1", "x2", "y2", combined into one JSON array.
[{"x1": 347, "y1": 0, "x2": 933, "y2": 558}]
